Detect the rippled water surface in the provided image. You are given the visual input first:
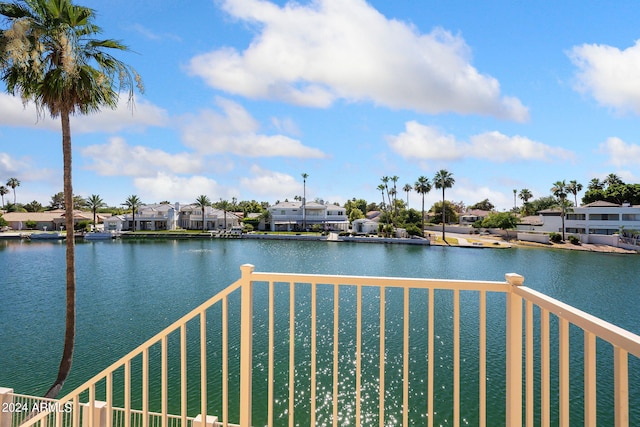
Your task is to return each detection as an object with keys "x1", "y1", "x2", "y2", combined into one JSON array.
[{"x1": 1, "y1": 238, "x2": 639, "y2": 425}]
